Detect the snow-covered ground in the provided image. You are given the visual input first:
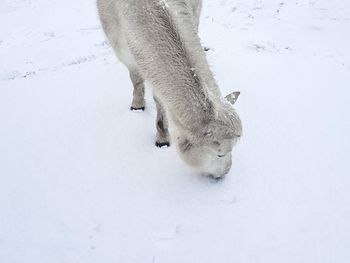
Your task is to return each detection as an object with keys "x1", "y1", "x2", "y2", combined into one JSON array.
[{"x1": 1, "y1": 0, "x2": 350, "y2": 262}]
